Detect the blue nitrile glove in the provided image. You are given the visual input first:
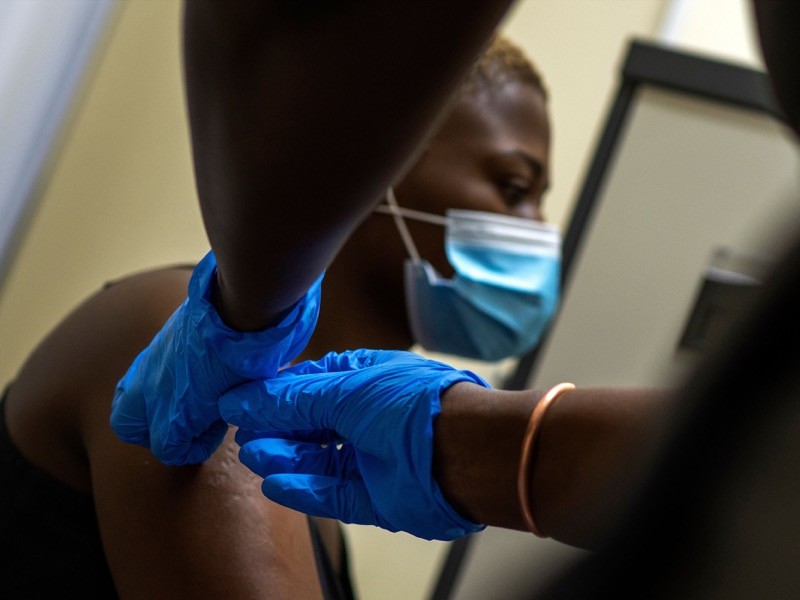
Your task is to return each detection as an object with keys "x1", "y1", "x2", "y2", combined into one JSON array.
[
  {"x1": 219, "y1": 349, "x2": 490, "y2": 541},
  {"x1": 110, "y1": 250, "x2": 323, "y2": 466}
]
